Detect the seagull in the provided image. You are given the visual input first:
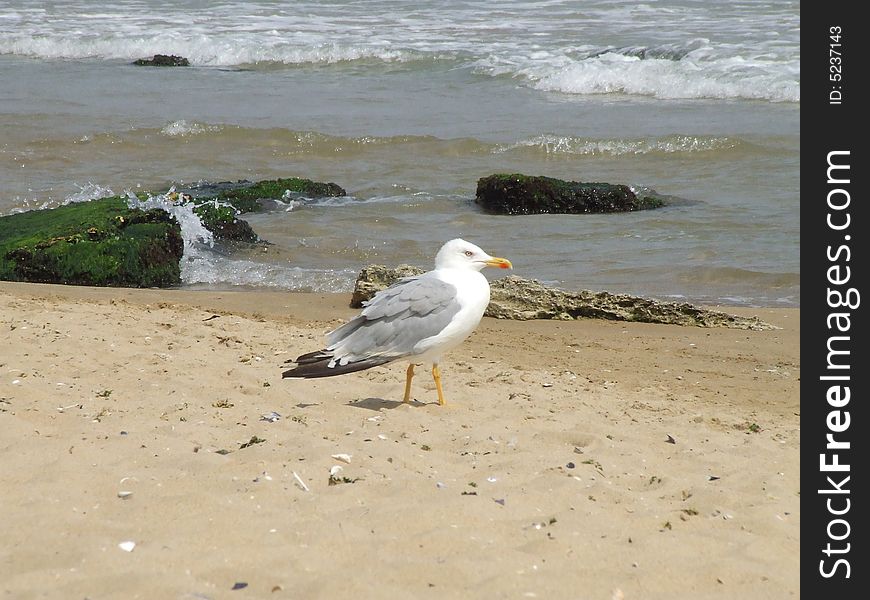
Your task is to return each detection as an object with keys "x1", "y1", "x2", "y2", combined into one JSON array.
[{"x1": 282, "y1": 239, "x2": 512, "y2": 405}]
